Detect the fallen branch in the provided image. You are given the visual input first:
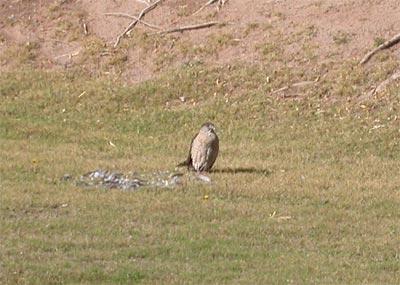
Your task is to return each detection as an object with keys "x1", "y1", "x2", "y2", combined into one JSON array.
[
  {"x1": 272, "y1": 80, "x2": 317, "y2": 93},
  {"x1": 135, "y1": 0, "x2": 151, "y2": 5},
  {"x1": 114, "y1": 0, "x2": 162, "y2": 47},
  {"x1": 372, "y1": 71, "x2": 400, "y2": 94},
  {"x1": 105, "y1": 12, "x2": 161, "y2": 30},
  {"x1": 355, "y1": 70, "x2": 400, "y2": 102},
  {"x1": 359, "y1": 32, "x2": 400, "y2": 64},
  {"x1": 54, "y1": 49, "x2": 81, "y2": 59},
  {"x1": 193, "y1": 0, "x2": 218, "y2": 15},
  {"x1": 193, "y1": 0, "x2": 228, "y2": 15},
  {"x1": 158, "y1": 22, "x2": 222, "y2": 35},
  {"x1": 281, "y1": 93, "x2": 307, "y2": 99}
]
